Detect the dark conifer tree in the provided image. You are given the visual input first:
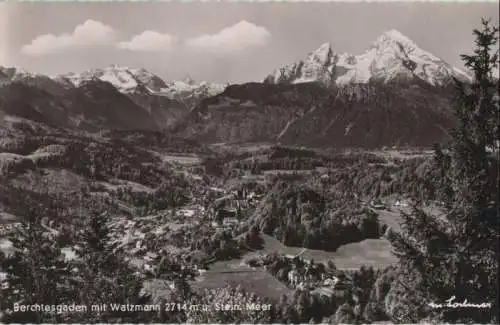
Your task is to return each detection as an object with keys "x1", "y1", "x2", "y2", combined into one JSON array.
[
  {"x1": 388, "y1": 19, "x2": 499, "y2": 323},
  {"x1": 1, "y1": 192, "x2": 72, "y2": 323},
  {"x1": 73, "y1": 203, "x2": 149, "y2": 322}
]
